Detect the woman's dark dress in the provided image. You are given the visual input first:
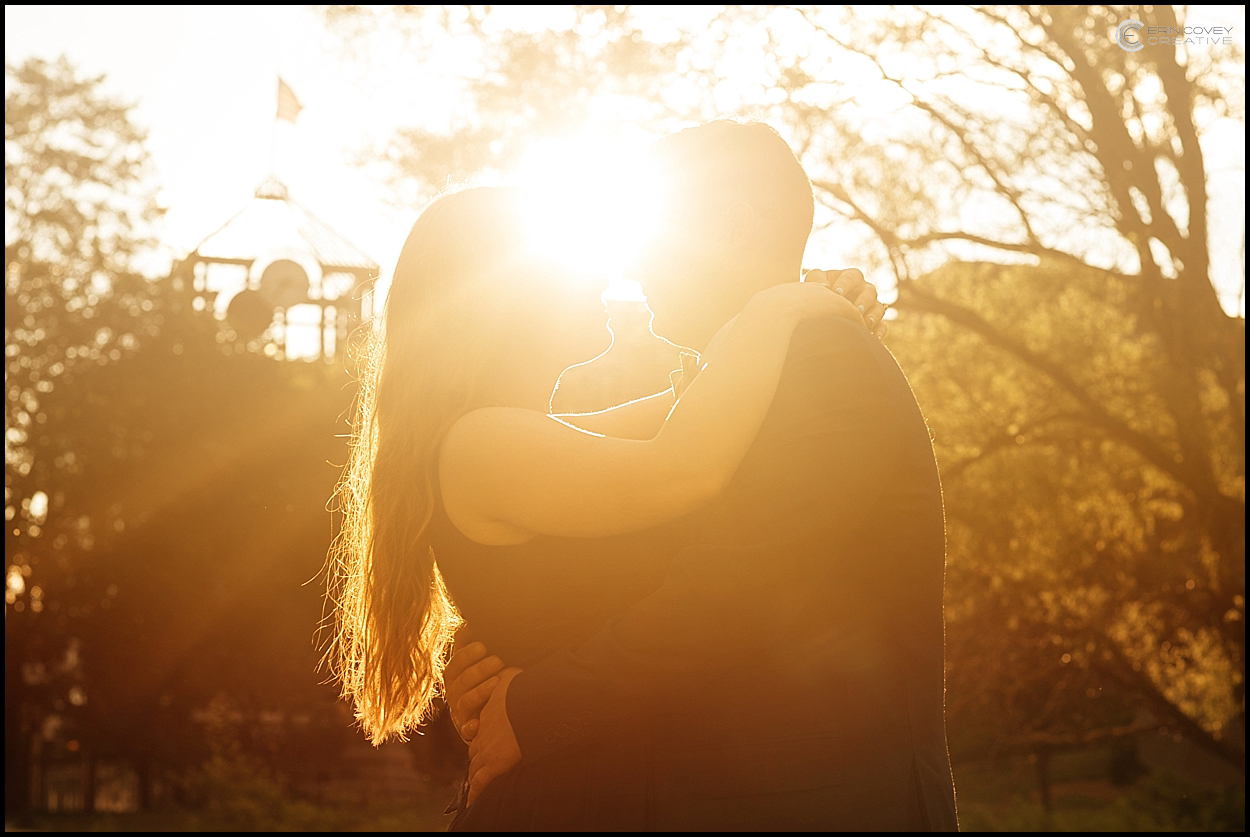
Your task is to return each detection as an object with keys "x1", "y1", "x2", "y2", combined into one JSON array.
[{"x1": 432, "y1": 496, "x2": 689, "y2": 831}]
